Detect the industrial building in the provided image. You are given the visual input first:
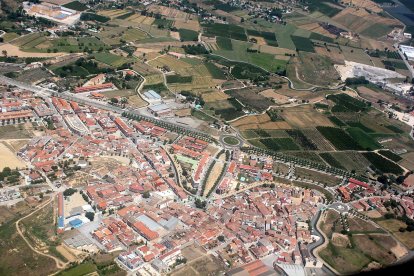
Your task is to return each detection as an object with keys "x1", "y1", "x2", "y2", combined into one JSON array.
[
  {"x1": 147, "y1": 104, "x2": 172, "y2": 117},
  {"x1": 400, "y1": 45, "x2": 414, "y2": 61}
]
